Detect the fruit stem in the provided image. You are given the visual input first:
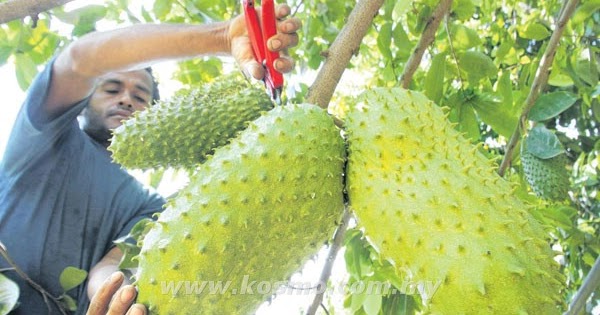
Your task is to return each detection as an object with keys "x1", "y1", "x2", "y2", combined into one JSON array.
[{"x1": 306, "y1": 0, "x2": 384, "y2": 110}]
